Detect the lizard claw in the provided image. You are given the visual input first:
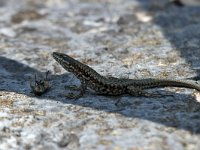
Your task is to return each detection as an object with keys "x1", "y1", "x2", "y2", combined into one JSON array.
[
  {"x1": 65, "y1": 85, "x2": 80, "y2": 91},
  {"x1": 65, "y1": 92, "x2": 83, "y2": 100}
]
